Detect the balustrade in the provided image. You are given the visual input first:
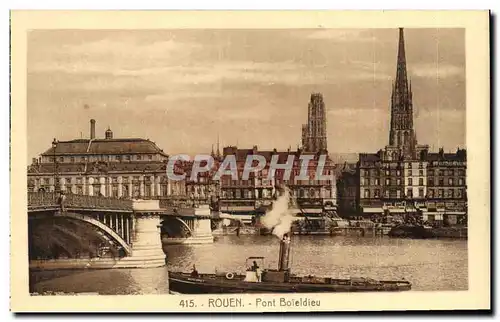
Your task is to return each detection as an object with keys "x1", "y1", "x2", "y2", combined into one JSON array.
[{"x1": 28, "y1": 192, "x2": 133, "y2": 211}]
